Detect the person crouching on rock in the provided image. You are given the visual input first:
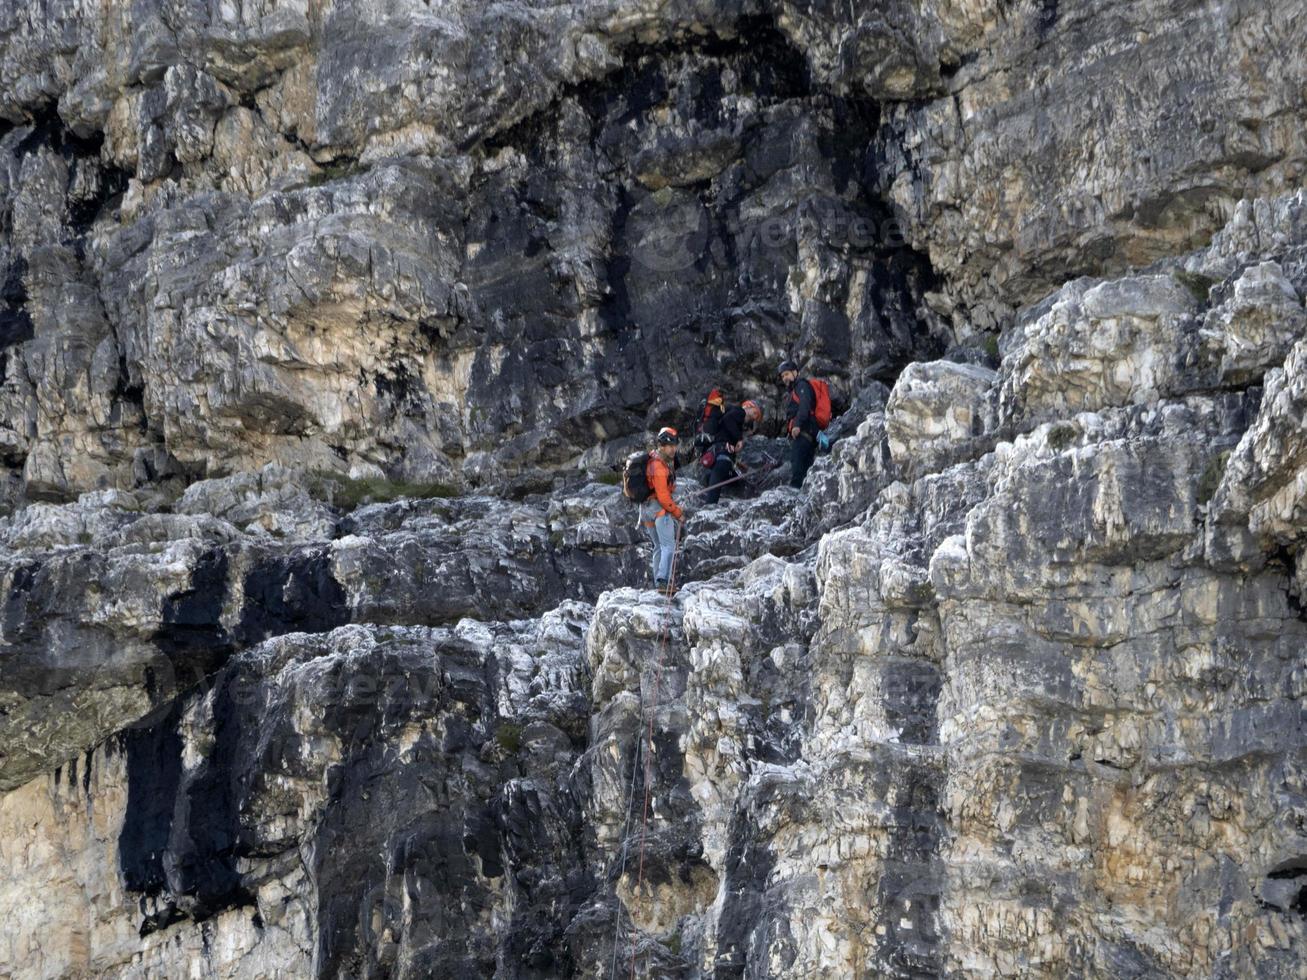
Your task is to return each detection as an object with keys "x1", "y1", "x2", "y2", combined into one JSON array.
[
  {"x1": 779, "y1": 359, "x2": 818, "y2": 488},
  {"x1": 643, "y1": 427, "x2": 686, "y2": 595},
  {"x1": 705, "y1": 400, "x2": 763, "y2": 504}
]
